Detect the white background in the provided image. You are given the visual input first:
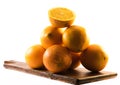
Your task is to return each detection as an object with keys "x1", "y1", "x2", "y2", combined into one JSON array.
[{"x1": 0, "y1": 0, "x2": 120, "y2": 85}]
